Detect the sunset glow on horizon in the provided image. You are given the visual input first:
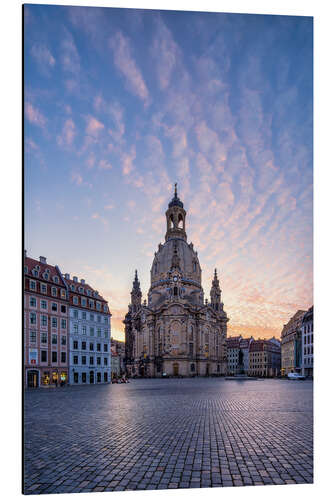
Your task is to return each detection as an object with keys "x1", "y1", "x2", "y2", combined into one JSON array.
[{"x1": 24, "y1": 5, "x2": 313, "y2": 341}]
